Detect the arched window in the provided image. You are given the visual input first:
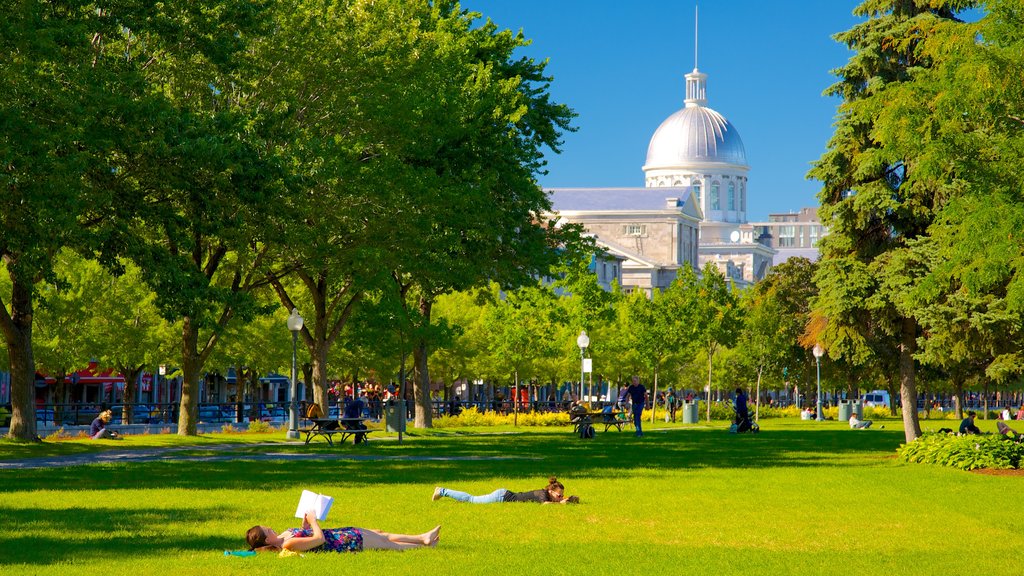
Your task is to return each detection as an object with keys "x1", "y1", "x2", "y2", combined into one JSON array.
[
  {"x1": 727, "y1": 182, "x2": 735, "y2": 210},
  {"x1": 692, "y1": 181, "x2": 702, "y2": 206},
  {"x1": 711, "y1": 182, "x2": 720, "y2": 210}
]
